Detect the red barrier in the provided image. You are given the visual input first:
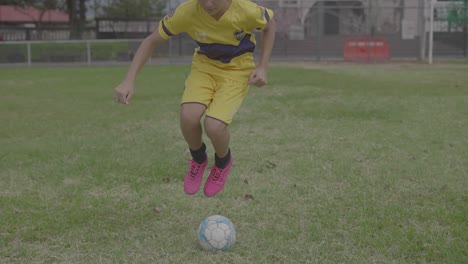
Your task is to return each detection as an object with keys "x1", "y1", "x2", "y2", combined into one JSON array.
[{"x1": 344, "y1": 38, "x2": 390, "y2": 61}]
